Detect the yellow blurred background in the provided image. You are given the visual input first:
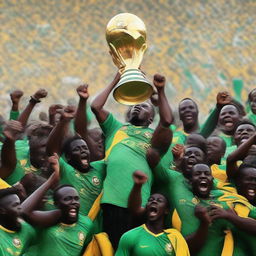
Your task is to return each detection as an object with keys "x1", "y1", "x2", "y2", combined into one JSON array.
[{"x1": 1, "y1": 0, "x2": 256, "y2": 123}]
